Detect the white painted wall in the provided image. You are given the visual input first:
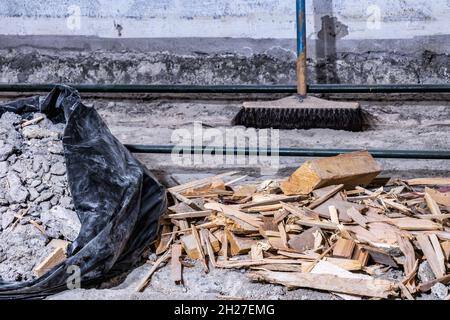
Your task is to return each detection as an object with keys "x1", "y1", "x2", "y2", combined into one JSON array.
[{"x1": 0, "y1": 0, "x2": 449, "y2": 39}]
